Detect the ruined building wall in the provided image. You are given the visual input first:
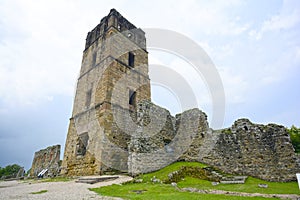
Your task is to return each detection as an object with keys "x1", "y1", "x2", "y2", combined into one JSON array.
[
  {"x1": 62, "y1": 9, "x2": 299, "y2": 181},
  {"x1": 128, "y1": 104, "x2": 209, "y2": 175},
  {"x1": 206, "y1": 119, "x2": 299, "y2": 182},
  {"x1": 30, "y1": 145, "x2": 61, "y2": 177},
  {"x1": 180, "y1": 118, "x2": 300, "y2": 182}
]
